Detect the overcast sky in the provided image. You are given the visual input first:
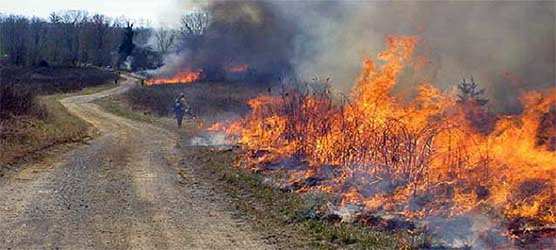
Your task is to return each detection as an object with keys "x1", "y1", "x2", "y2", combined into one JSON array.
[{"x1": 0, "y1": 0, "x2": 185, "y2": 25}]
